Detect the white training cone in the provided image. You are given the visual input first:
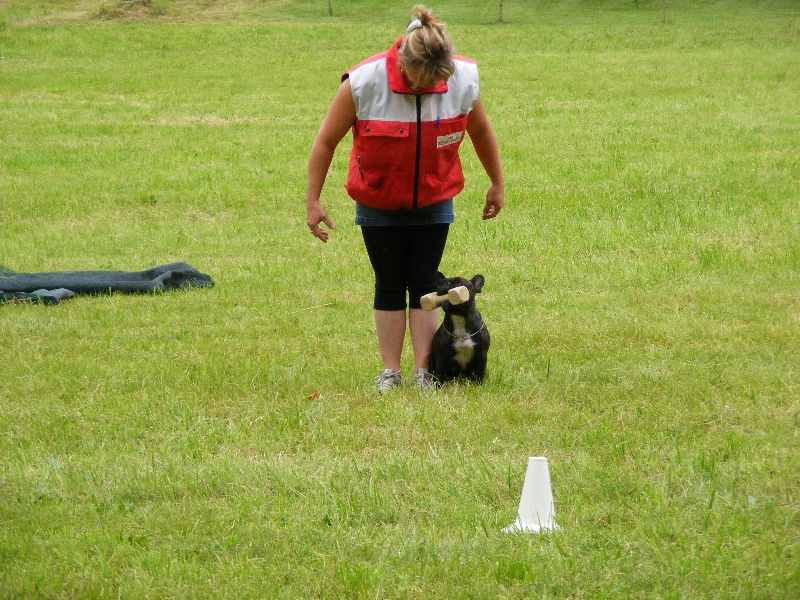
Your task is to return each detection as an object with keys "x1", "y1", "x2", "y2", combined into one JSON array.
[{"x1": 502, "y1": 457, "x2": 561, "y2": 533}]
